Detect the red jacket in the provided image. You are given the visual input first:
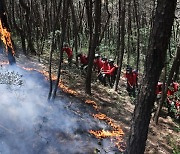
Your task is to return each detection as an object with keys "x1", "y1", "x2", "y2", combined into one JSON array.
[
  {"x1": 167, "y1": 82, "x2": 179, "y2": 96},
  {"x1": 125, "y1": 72, "x2": 137, "y2": 86},
  {"x1": 173, "y1": 82, "x2": 179, "y2": 92},
  {"x1": 79, "y1": 55, "x2": 88, "y2": 65},
  {"x1": 94, "y1": 58, "x2": 103, "y2": 71},
  {"x1": 62, "y1": 47, "x2": 73, "y2": 58},
  {"x1": 104, "y1": 65, "x2": 117, "y2": 76},
  {"x1": 101, "y1": 61, "x2": 110, "y2": 72},
  {"x1": 156, "y1": 82, "x2": 163, "y2": 94}
]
